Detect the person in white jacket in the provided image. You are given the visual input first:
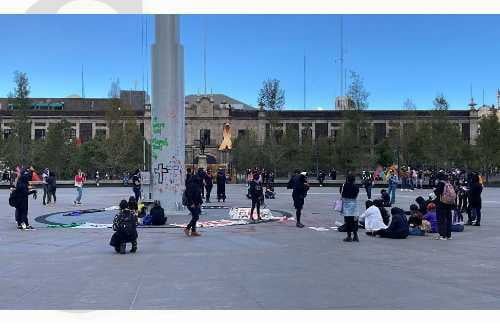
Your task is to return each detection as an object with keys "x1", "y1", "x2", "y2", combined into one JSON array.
[{"x1": 359, "y1": 200, "x2": 387, "y2": 234}]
